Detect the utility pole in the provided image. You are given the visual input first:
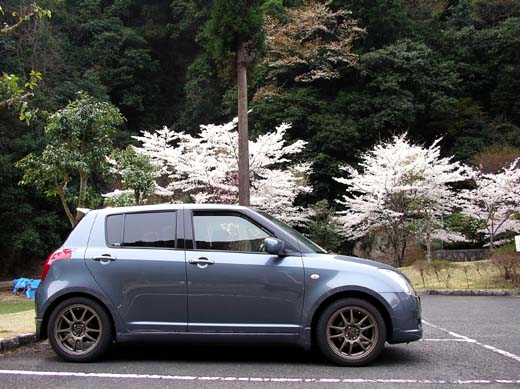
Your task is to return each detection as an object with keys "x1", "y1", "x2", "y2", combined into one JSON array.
[{"x1": 237, "y1": 41, "x2": 250, "y2": 206}]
